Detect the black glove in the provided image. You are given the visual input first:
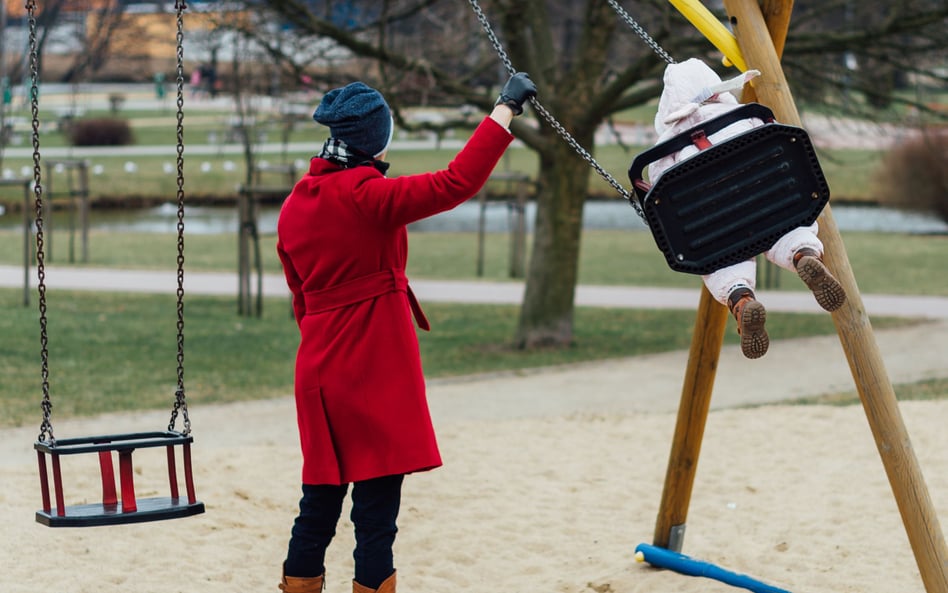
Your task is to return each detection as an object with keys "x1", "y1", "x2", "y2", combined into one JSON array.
[{"x1": 495, "y1": 72, "x2": 537, "y2": 116}]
